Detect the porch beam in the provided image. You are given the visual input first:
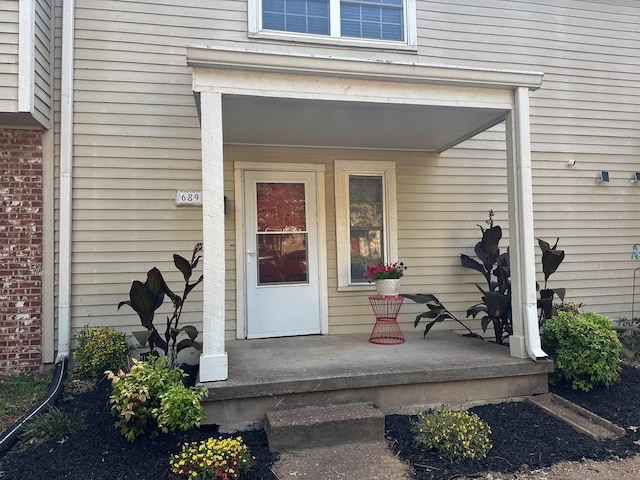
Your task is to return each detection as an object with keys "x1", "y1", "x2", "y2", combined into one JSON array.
[
  {"x1": 187, "y1": 46, "x2": 544, "y2": 91},
  {"x1": 506, "y1": 87, "x2": 547, "y2": 361},
  {"x1": 199, "y1": 91, "x2": 228, "y2": 381}
]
